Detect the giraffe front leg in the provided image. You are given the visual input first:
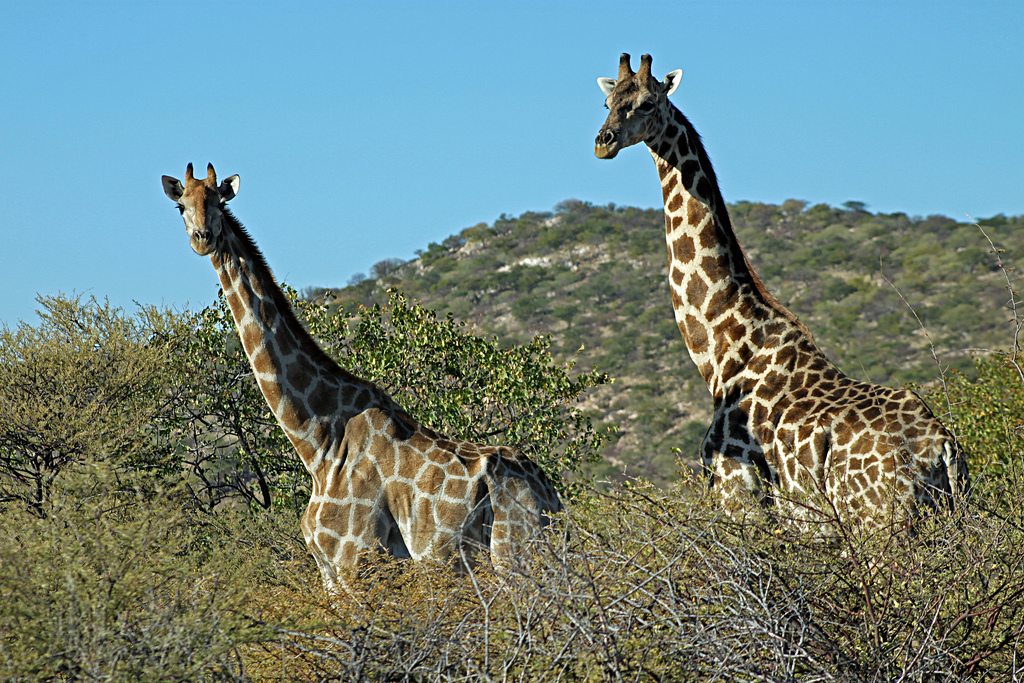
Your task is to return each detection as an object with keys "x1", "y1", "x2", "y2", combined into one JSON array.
[
  {"x1": 770, "y1": 423, "x2": 837, "y2": 531},
  {"x1": 303, "y1": 497, "x2": 384, "y2": 594},
  {"x1": 300, "y1": 524, "x2": 353, "y2": 594},
  {"x1": 701, "y1": 410, "x2": 772, "y2": 515},
  {"x1": 302, "y1": 532, "x2": 342, "y2": 593},
  {"x1": 302, "y1": 501, "x2": 345, "y2": 593}
]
